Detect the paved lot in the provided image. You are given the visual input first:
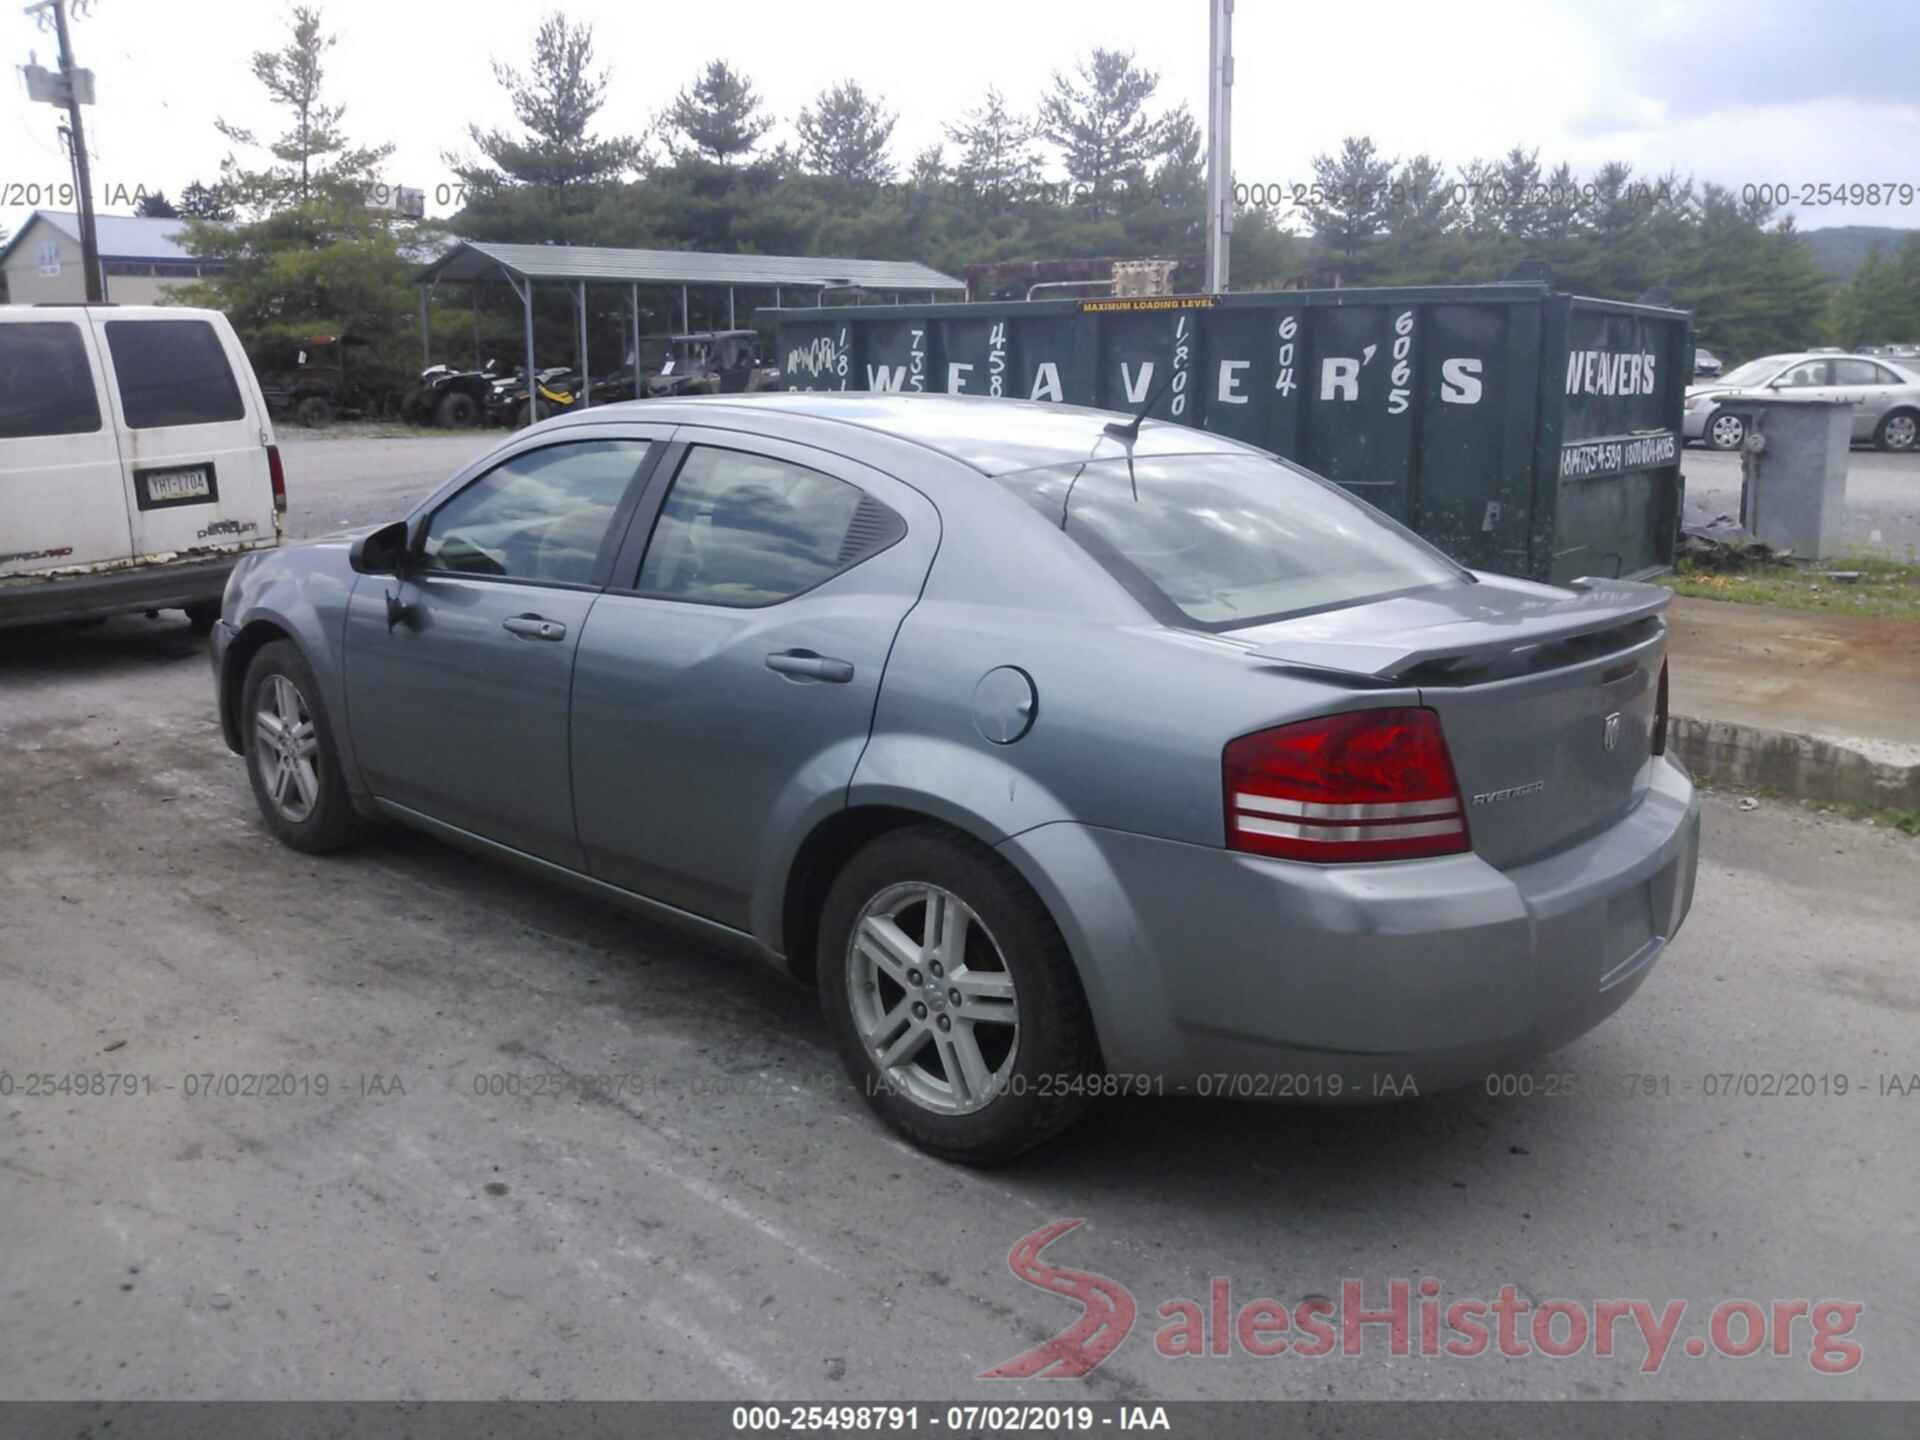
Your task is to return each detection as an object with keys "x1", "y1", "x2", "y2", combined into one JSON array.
[
  {"x1": 2, "y1": 605, "x2": 1917, "y2": 1401},
  {"x1": 276, "y1": 430, "x2": 495, "y2": 541},
  {"x1": 2, "y1": 430, "x2": 1916, "y2": 1402},
  {"x1": 1684, "y1": 447, "x2": 1920, "y2": 557}
]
